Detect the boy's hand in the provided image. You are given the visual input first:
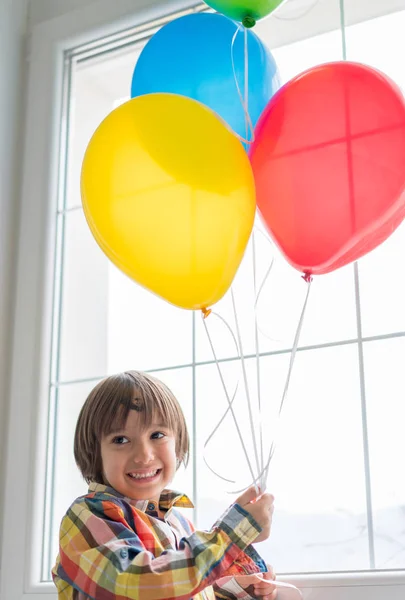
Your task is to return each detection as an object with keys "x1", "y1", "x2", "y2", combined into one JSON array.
[
  {"x1": 235, "y1": 486, "x2": 275, "y2": 543},
  {"x1": 234, "y1": 566, "x2": 277, "y2": 599}
]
